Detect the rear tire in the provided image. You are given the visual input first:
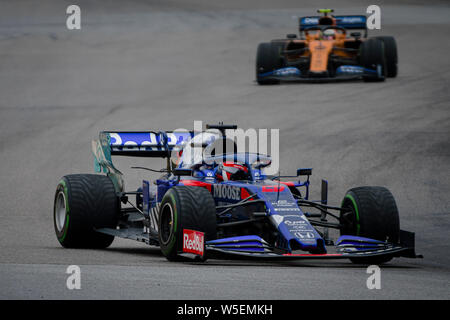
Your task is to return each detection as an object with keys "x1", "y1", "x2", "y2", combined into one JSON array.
[
  {"x1": 54, "y1": 174, "x2": 120, "y2": 248},
  {"x1": 158, "y1": 186, "x2": 217, "y2": 261},
  {"x1": 375, "y1": 36, "x2": 398, "y2": 77},
  {"x1": 359, "y1": 38, "x2": 386, "y2": 82},
  {"x1": 340, "y1": 186, "x2": 400, "y2": 264},
  {"x1": 256, "y1": 42, "x2": 285, "y2": 85}
]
